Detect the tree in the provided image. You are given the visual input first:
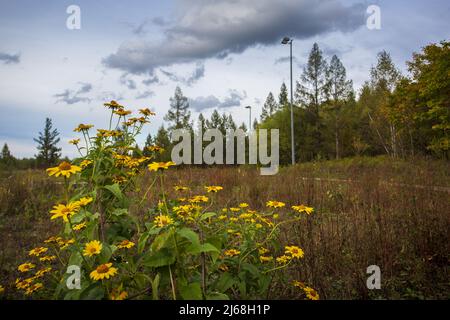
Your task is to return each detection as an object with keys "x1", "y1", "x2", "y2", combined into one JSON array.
[
  {"x1": 164, "y1": 86, "x2": 192, "y2": 131},
  {"x1": 370, "y1": 50, "x2": 401, "y2": 157},
  {"x1": 295, "y1": 43, "x2": 329, "y2": 113},
  {"x1": 0, "y1": 143, "x2": 15, "y2": 167},
  {"x1": 197, "y1": 113, "x2": 207, "y2": 134},
  {"x1": 261, "y1": 92, "x2": 277, "y2": 121},
  {"x1": 278, "y1": 83, "x2": 288, "y2": 109},
  {"x1": 34, "y1": 118, "x2": 61, "y2": 167},
  {"x1": 295, "y1": 43, "x2": 329, "y2": 159},
  {"x1": 324, "y1": 55, "x2": 353, "y2": 159},
  {"x1": 143, "y1": 133, "x2": 154, "y2": 157},
  {"x1": 154, "y1": 126, "x2": 172, "y2": 162}
]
